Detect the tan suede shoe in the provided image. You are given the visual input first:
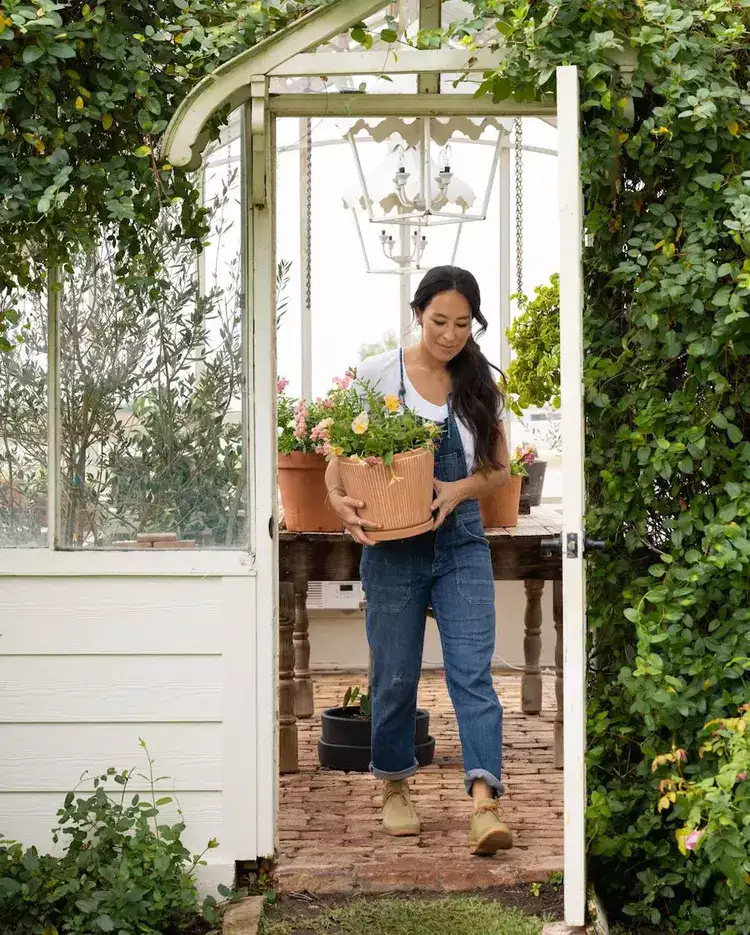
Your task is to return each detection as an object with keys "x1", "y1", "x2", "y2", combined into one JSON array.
[
  {"x1": 468, "y1": 799, "x2": 513, "y2": 855},
  {"x1": 382, "y1": 779, "x2": 421, "y2": 837}
]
